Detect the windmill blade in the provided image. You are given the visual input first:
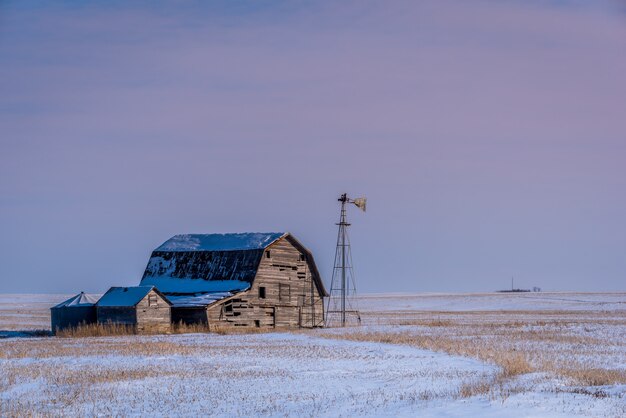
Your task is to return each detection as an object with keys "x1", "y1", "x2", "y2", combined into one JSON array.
[{"x1": 352, "y1": 197, "x2": 367, "y2": 212}]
